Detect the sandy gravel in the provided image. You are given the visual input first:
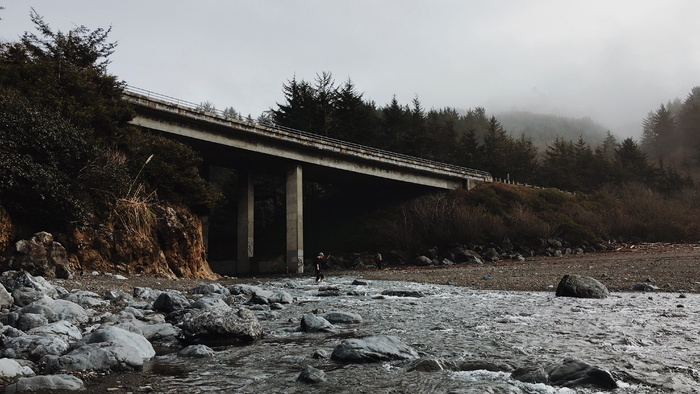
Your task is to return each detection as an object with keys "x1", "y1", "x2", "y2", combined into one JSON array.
[{"x1": 54, "y1": 242, "x2": 700, "y2": 295}]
